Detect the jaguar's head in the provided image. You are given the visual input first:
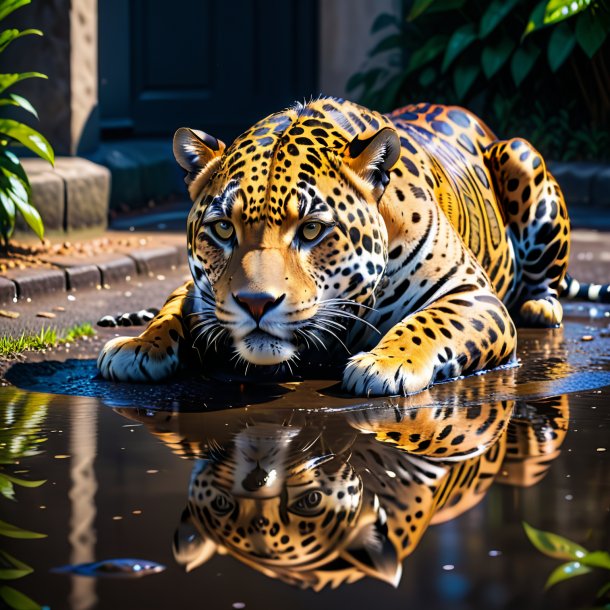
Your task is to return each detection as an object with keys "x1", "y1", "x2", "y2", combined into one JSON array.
[
  {"x1": 172, "y1": 423, "x2": 401, "y2": 590},
  {"x1": 173, "y1": 98, "x2": 400, "y2": 367}
]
